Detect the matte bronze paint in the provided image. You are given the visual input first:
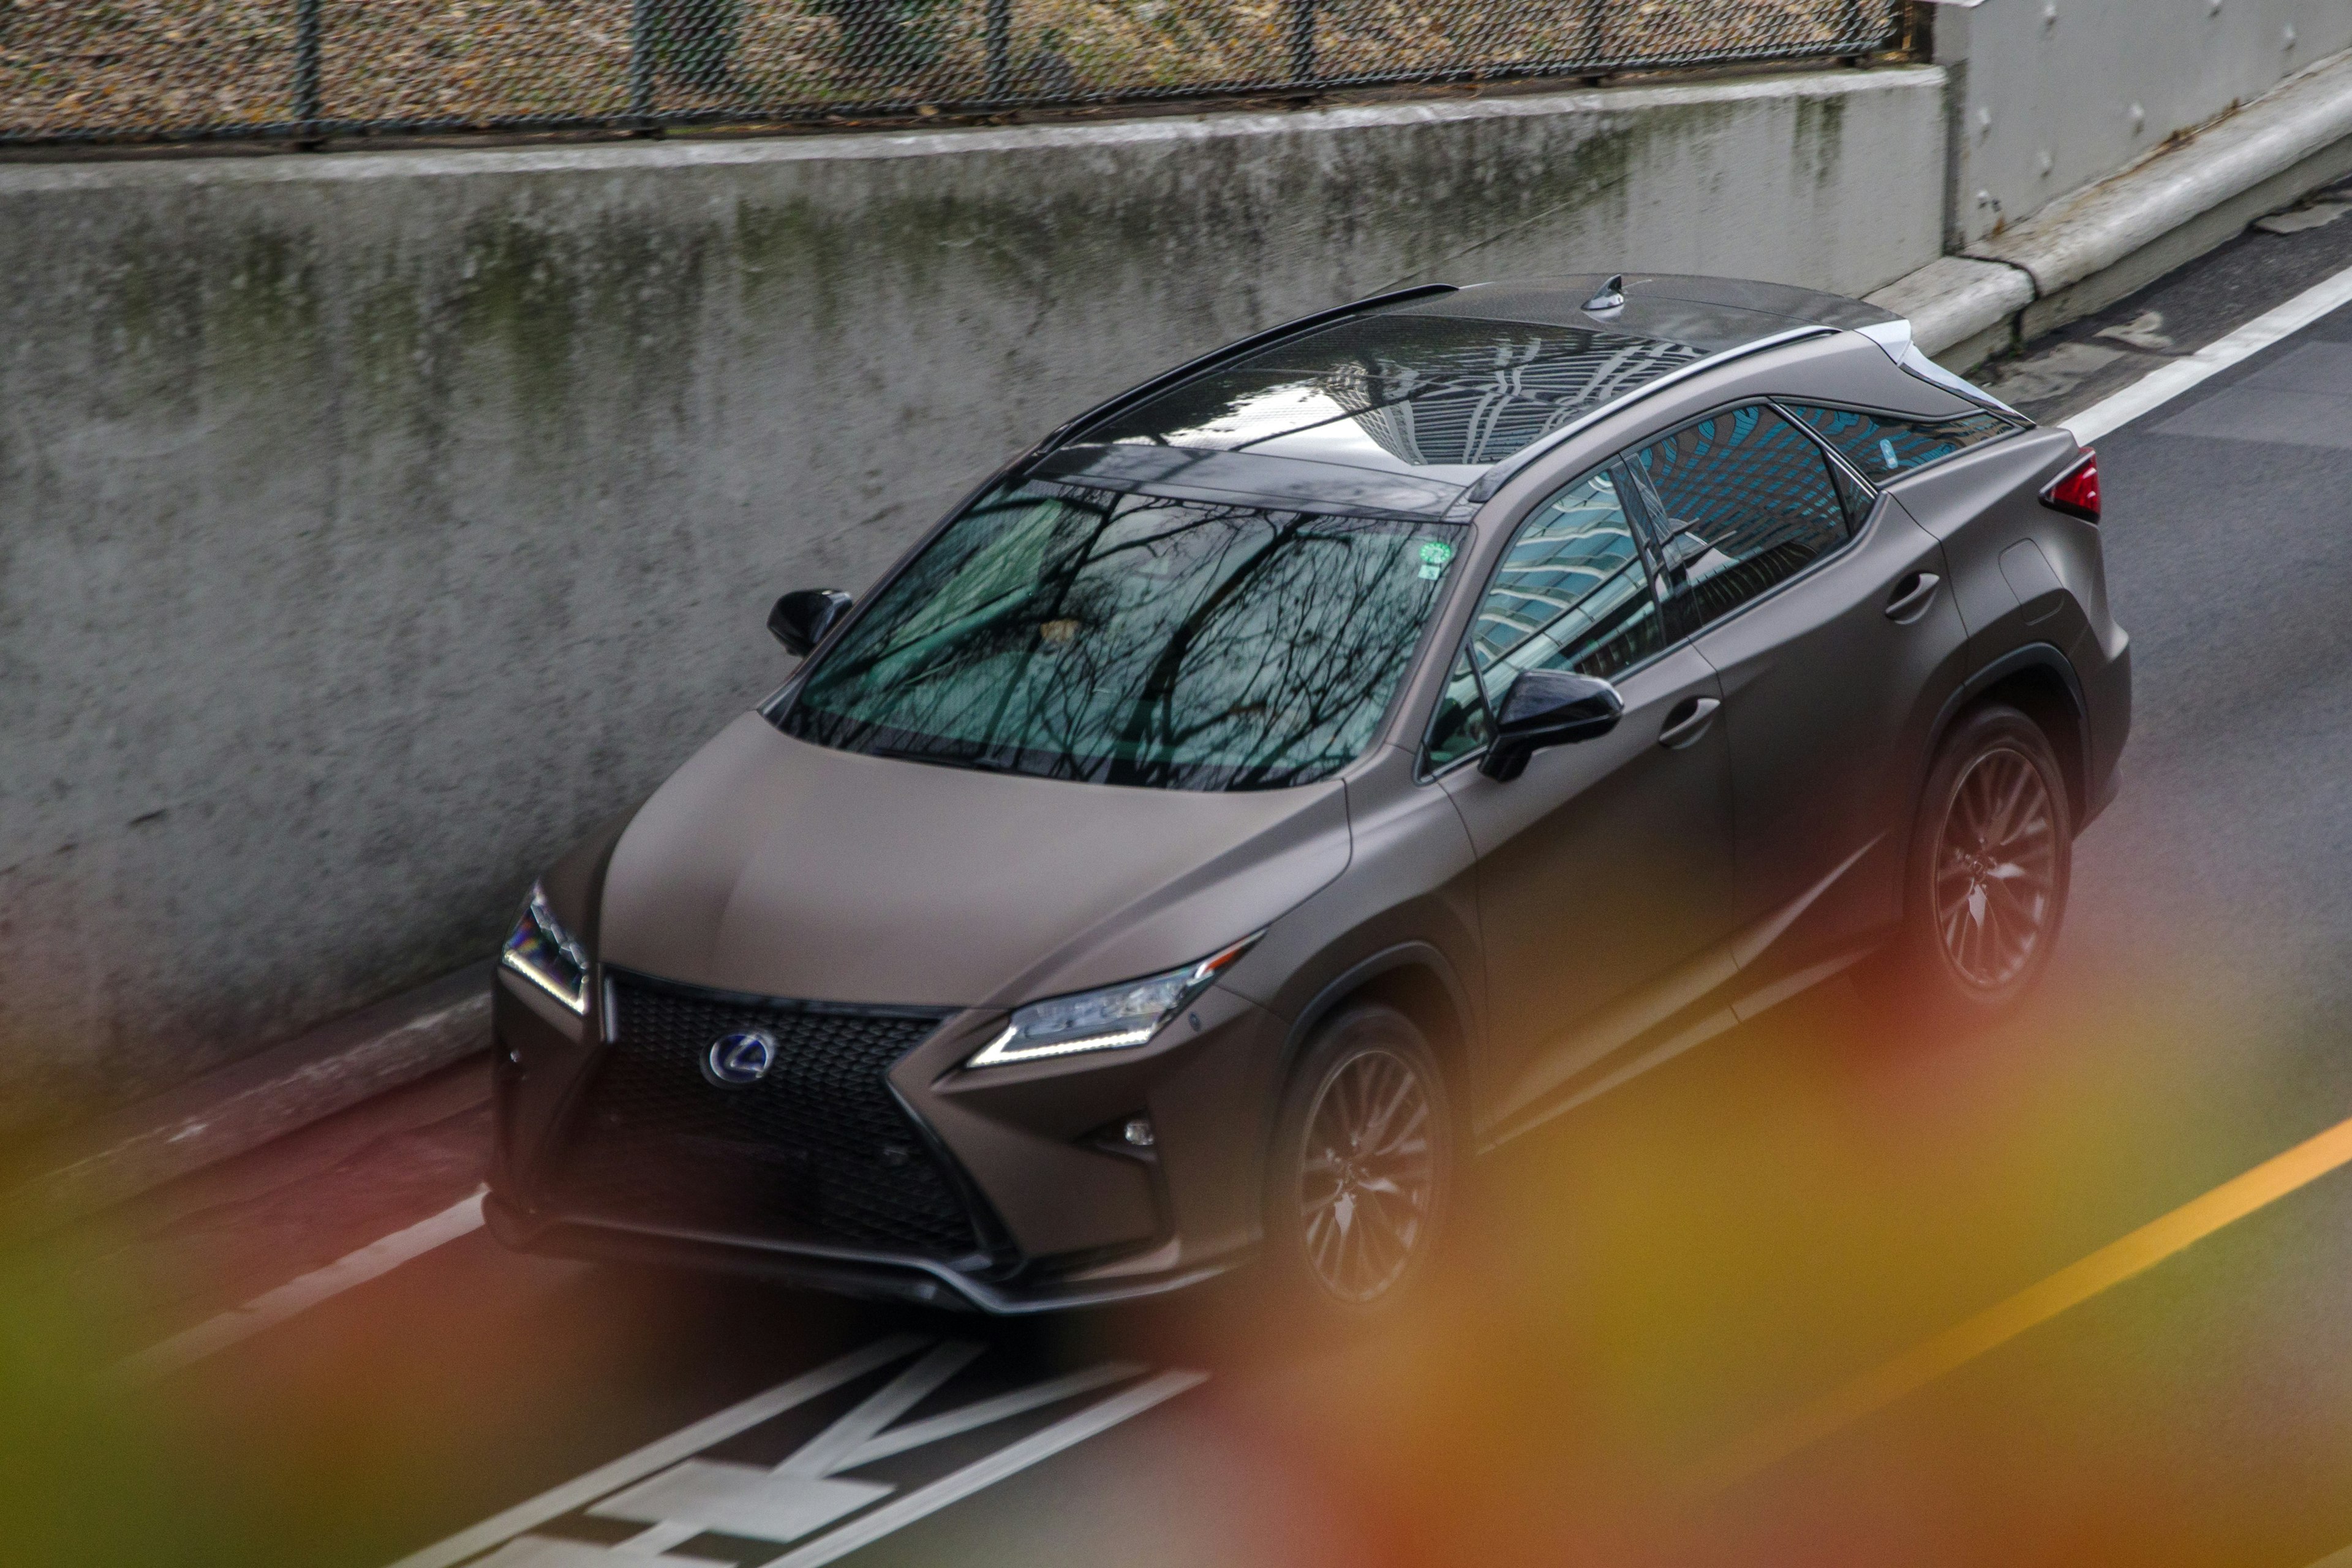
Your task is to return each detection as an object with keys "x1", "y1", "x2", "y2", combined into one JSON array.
[{"x1": 490, "y1": 279, "x2": 2133, "y2": 1310}]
